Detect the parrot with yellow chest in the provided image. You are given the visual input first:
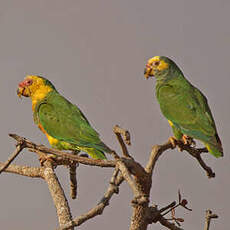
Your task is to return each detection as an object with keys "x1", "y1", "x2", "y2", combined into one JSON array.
[{"x1": 17, "y1": 75, "x2": 111, "y2": 159}]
